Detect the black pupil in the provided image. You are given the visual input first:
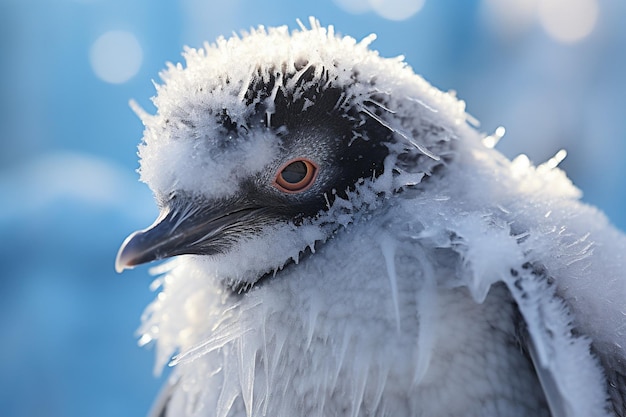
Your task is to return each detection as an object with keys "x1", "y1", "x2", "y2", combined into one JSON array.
[{"x1": 281, "y1": 161, "x2": 307, "y2": 184}]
